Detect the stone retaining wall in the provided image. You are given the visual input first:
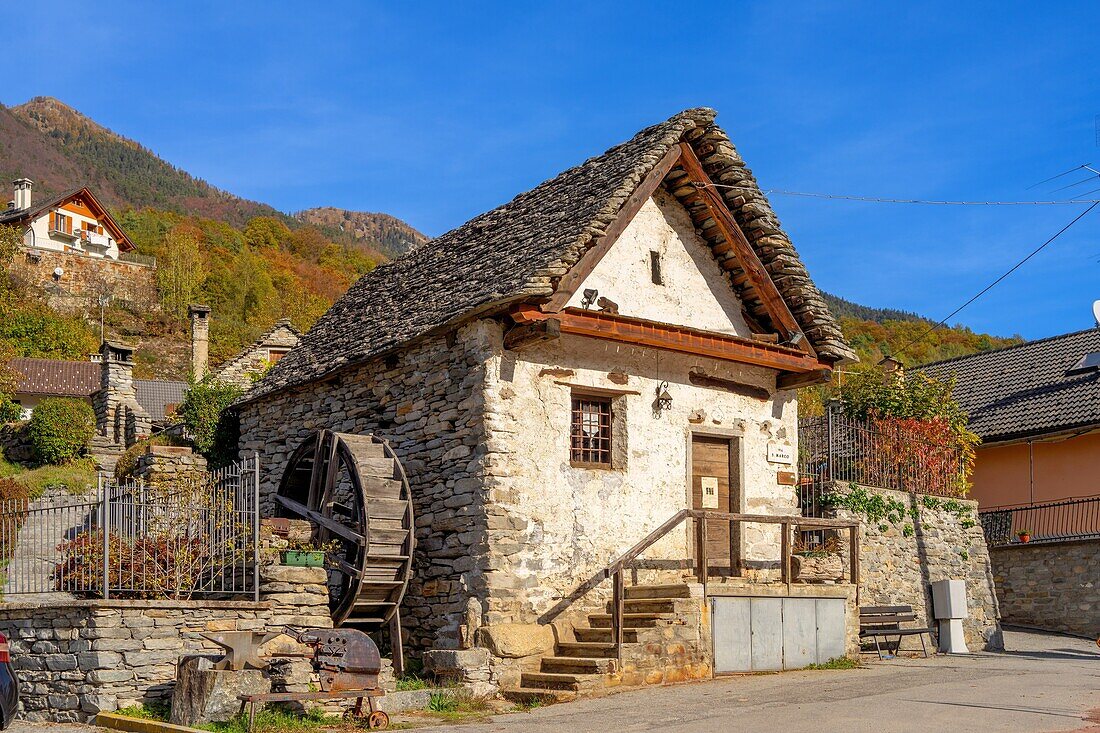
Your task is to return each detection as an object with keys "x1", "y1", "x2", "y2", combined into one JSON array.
[
  {"x1": 828, "y1": 483, "x2": 1003, "y2": 651},
  {"x1": 989, "y1": 539, "x2": 1099, "y2": 638},
  {"x1": 10, "y1": 248, "x2": 156, "y2": 310},
  {"x1": 0, "y1": 564, "x2": 331, "y2": 723}
]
